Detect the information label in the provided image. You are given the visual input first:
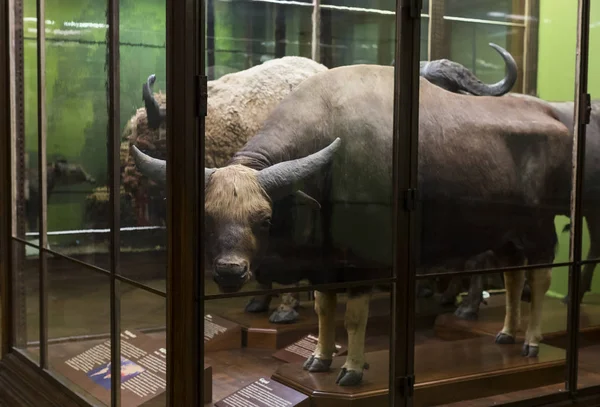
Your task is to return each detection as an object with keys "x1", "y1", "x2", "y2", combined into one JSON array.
[
  {"x1": 215, "y1": 377, "x2": 309, "y2": 407},
  {"x1": 52, "y1": 329, "x2": 167, "y2": 407}
]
